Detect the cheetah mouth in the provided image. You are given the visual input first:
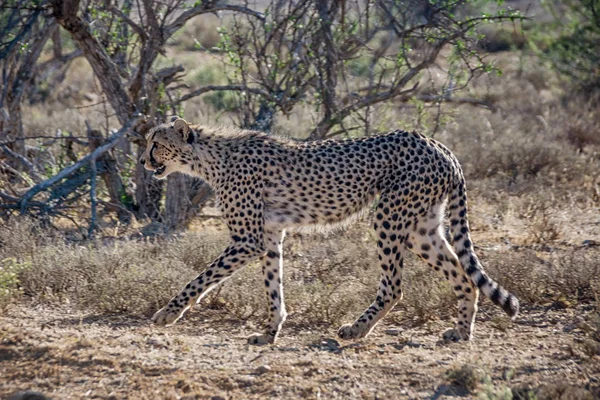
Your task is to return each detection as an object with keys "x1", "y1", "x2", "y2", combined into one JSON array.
[{"x1": 154, "y1": 165, "x2": 166, "y2": 176}]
